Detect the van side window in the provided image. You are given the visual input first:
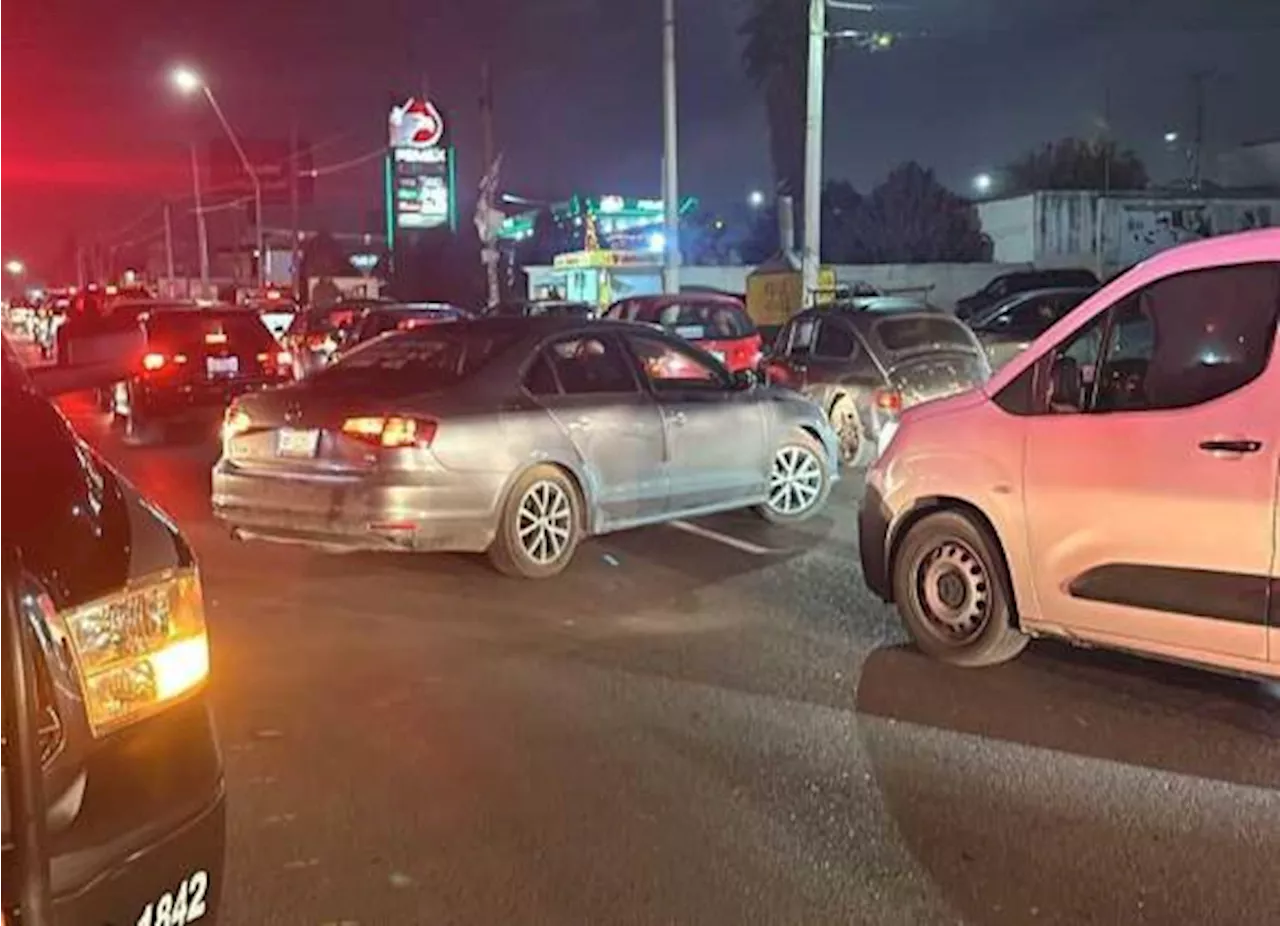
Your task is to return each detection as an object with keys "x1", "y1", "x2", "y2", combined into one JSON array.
[{"x1": 1094, "y1": 263, "x2": 1279, "y2": 412}]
